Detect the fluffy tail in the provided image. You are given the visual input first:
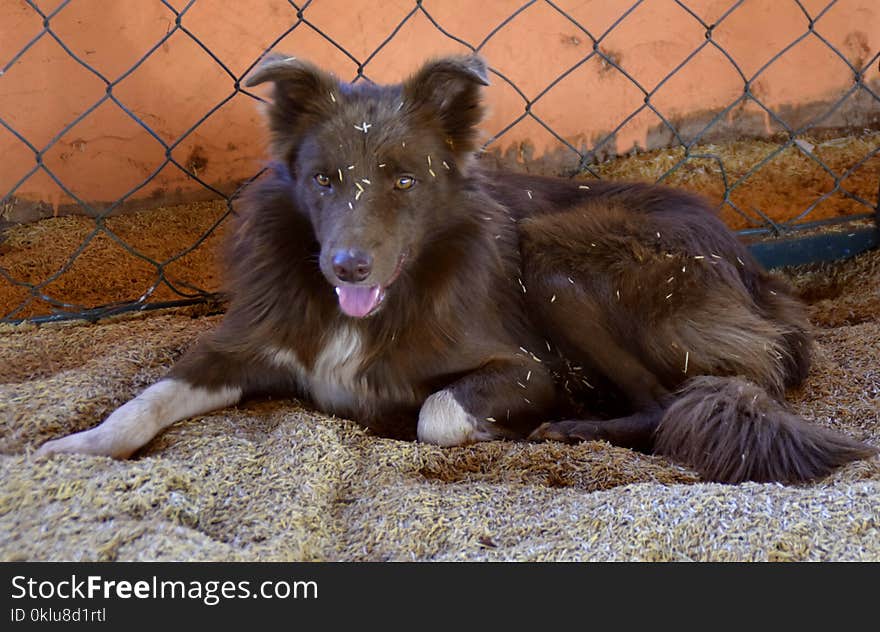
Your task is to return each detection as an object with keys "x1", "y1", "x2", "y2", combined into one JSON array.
[{"x1": 654, "y1": 376, "x2": 876, "y2": 484}]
